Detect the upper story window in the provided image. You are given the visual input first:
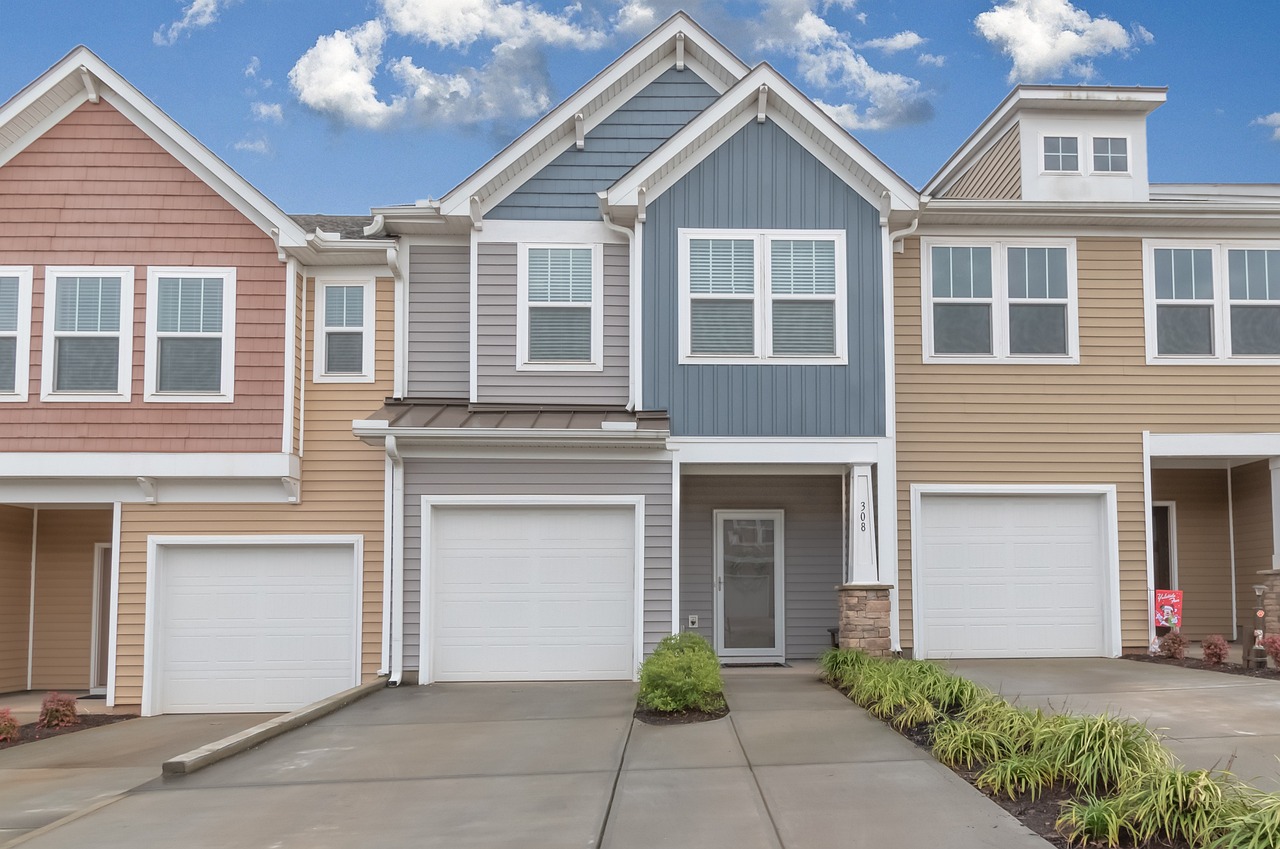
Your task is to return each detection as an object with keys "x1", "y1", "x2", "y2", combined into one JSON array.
[
  {"x1": 1043, "y1": 136, "x2": 1080, "y2": 173},
  {"x1": 678, "y1": 229, "x2": 847, "y2": 365},
  {"x1": 1146, "y1": 242, "x2": 1280, "y2": 363},
  {"x1": 923, "y1": 239, "x2": 1079, "y2": 364},
  {"x1": 0, "y1": 267, "x2": 32, "y2": 401},
  {"x1": 517, "y1": 244, "x2": 603, "y2": 371},
  {"x1": 40, "y1": 267, "x2": 134, "y2": 401},
  {"x1": 315, "y1": 279, "x2": 376, "y2": 383},
  {"x1": 1091, "y1": 137, "x2": 1129, "y2": 173},
  {"x1": 144, "y1": 268, "x2": 236, "y2": 401}
]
